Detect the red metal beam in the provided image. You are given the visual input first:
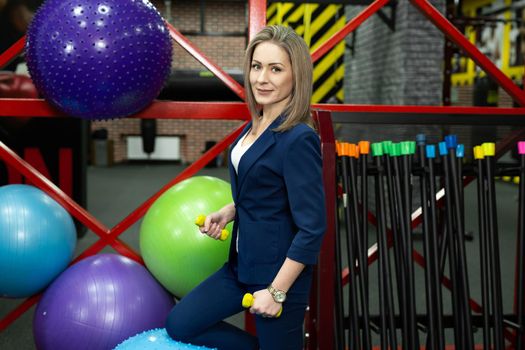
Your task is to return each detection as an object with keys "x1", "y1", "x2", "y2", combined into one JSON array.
[
  {"x1": 166, "y1": 23, "x2": 246, "y2": 101},
  {"x1": 315, "y1": 110, "x2": 336, "y2": 350},
  {"x1": 248, "y1": 0, "x2": 267, "y2": 41},
  {"x1": 312, "y1": 104, "x2": 525, "y2": 115},
  {"x1": 0, "y1": 99, "x2": 250, "y2": 119},
  {"x1": 0, "y1": 294, "x2": 40, "y2": 332},
  {"x1": 411, "y1": 0, "x2": 525, "y2": 107},
  {"x1": 2, "y1": 99, "x2": 525, "y2": 118},
  {"x1": 311, "y1": 0, "x2": 389, "y2": 63},
  {"x1": 0, "y1": 36, "x2": 25, "y2": 70}
]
